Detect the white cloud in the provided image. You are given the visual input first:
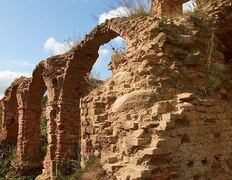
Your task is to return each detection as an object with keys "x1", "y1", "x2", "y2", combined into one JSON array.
[
  {"x1": 98, "y1": 6, "x2": 129, "y2": 24},
  {"x1": 44, "y1": 37, "x2": 71, "y2": 55},
  {"x1": 0, "y1": 71, "x2": 31, "y2": 99}
]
